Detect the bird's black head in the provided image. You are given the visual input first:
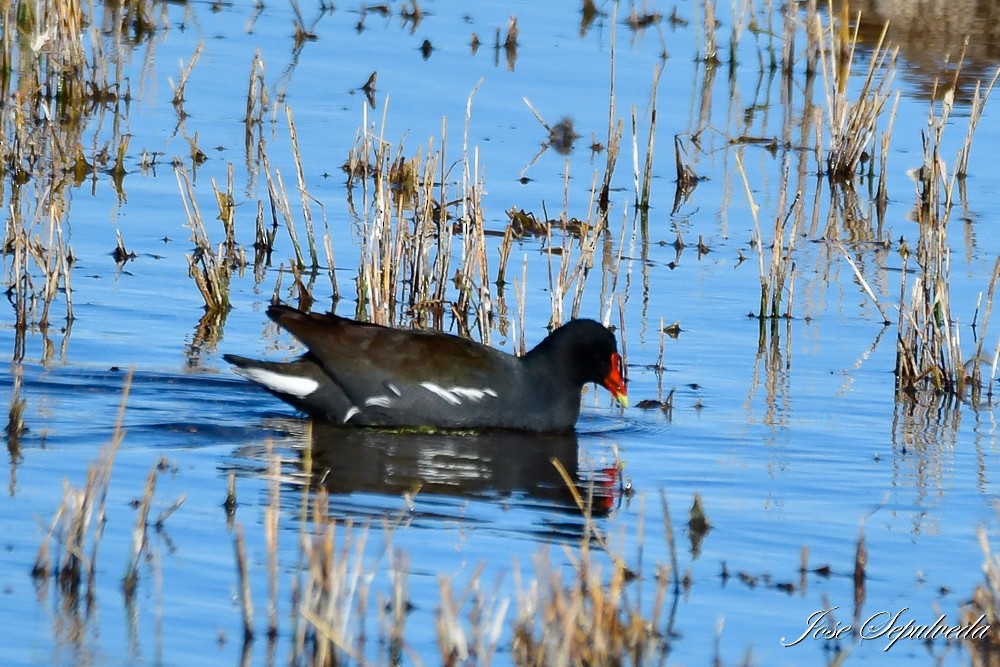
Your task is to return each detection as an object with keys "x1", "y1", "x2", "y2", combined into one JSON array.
[{"x1": 527, "y1": 319, "x2": 628, "y2": 407}]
